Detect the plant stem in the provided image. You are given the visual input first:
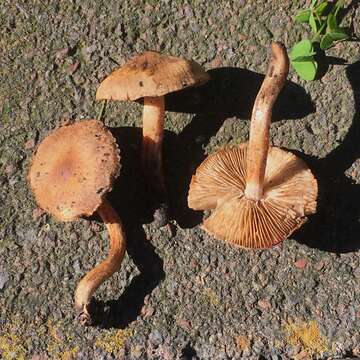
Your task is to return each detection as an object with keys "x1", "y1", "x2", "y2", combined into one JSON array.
[{"x1": 97, "y1": 100, "x2": 107, "y2": 121}]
